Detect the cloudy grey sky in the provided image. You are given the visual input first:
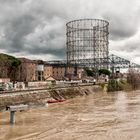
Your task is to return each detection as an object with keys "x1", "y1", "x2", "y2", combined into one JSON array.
[{"x1": 0, "y1": 0, "x2": 140, "y2": 63}]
